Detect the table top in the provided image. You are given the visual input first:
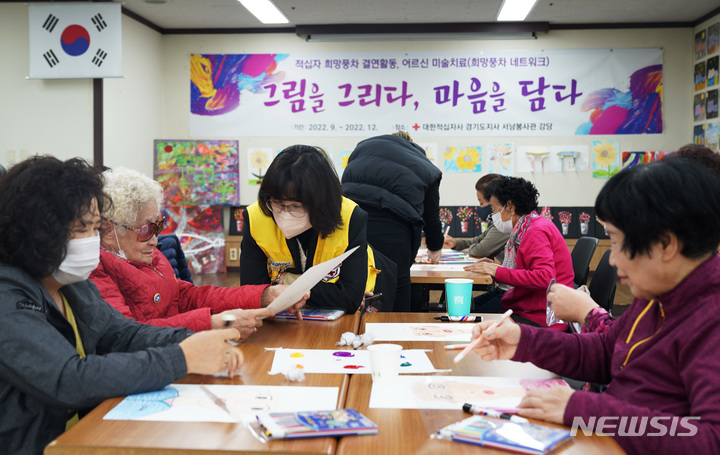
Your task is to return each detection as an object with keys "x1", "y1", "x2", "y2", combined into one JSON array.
[
  {"x1": 45, "y1": 313, "x2": 361, "y2": 455},
  {"x1": 338, "y1": 312, "x2": 623, "y2": 455},
  {"x1": 410, "y1": 264, "x2": 493, "y2": 285}
]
